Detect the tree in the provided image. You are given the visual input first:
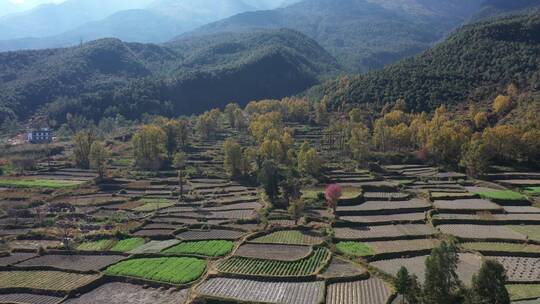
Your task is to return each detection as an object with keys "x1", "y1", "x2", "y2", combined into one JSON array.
[
  {"x1": 173, "y1": 152, "x2": 187, "y2": 198},
  {"x1": 223, "y1": 139, "x2": 243, "y2": 179},
  {"x1": 348, "y1": 122, "x2": 370, "y2": 164},
  {"x1": 225, "y1": 103, "x2": 241, "y2": 127},
  {"x1": 288, "y1": 199, "x2": 306, "y2": 225},
  {"x1": 325, "y1": 184, "x2": 342, "y2": 213},
  {"x1": 89, "y1": 141, "x2": 110, "y2": 181},
  {"x1": 493, "y1": 95, "x2": 512, "y2": 115},
  {"x1": 460, "y1": 138, "x2": 490, "y2": 177},
  {"x1": 280, "y1": 172, "x2": 301, "y2": 206},
  {"x1": 162, "y1": 119, "x2": 184, "y2": 158},
  {"x1": 73, "y1": 131, "x2": 94, "y2": 169},
  {"x1": 196, "y1": 109, "x2": 221, "y2": 139},
  {"x1": 396, "y1": 267, "x2": 412, "y2": 304},
  {"x1": 132, "y1": 125, "x2": 166, "y2": 171},
  {"x1": 423, "y1": 241, "x2": 461, "y2": 304},
  {"x1": 470, "y1": 260, "x2": 510, "y2": 304},
  {"x1": 297, "y1": 142, "x2": 322, "y2": 177},
  {"x1": 258, "y1": 160, "x2": 280, "y2": 200},
  {"x1": 474, "y1": 112, "x2": 489, "y2": 130},
  {"x1": 482, "y1": 125, "x2": 521, "y2": 162}
]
